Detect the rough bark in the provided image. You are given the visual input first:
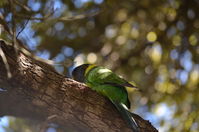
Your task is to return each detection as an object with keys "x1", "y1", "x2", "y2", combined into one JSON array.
[{"x1": 0, "y1": 40, "x2": 158, "y2": 132}]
